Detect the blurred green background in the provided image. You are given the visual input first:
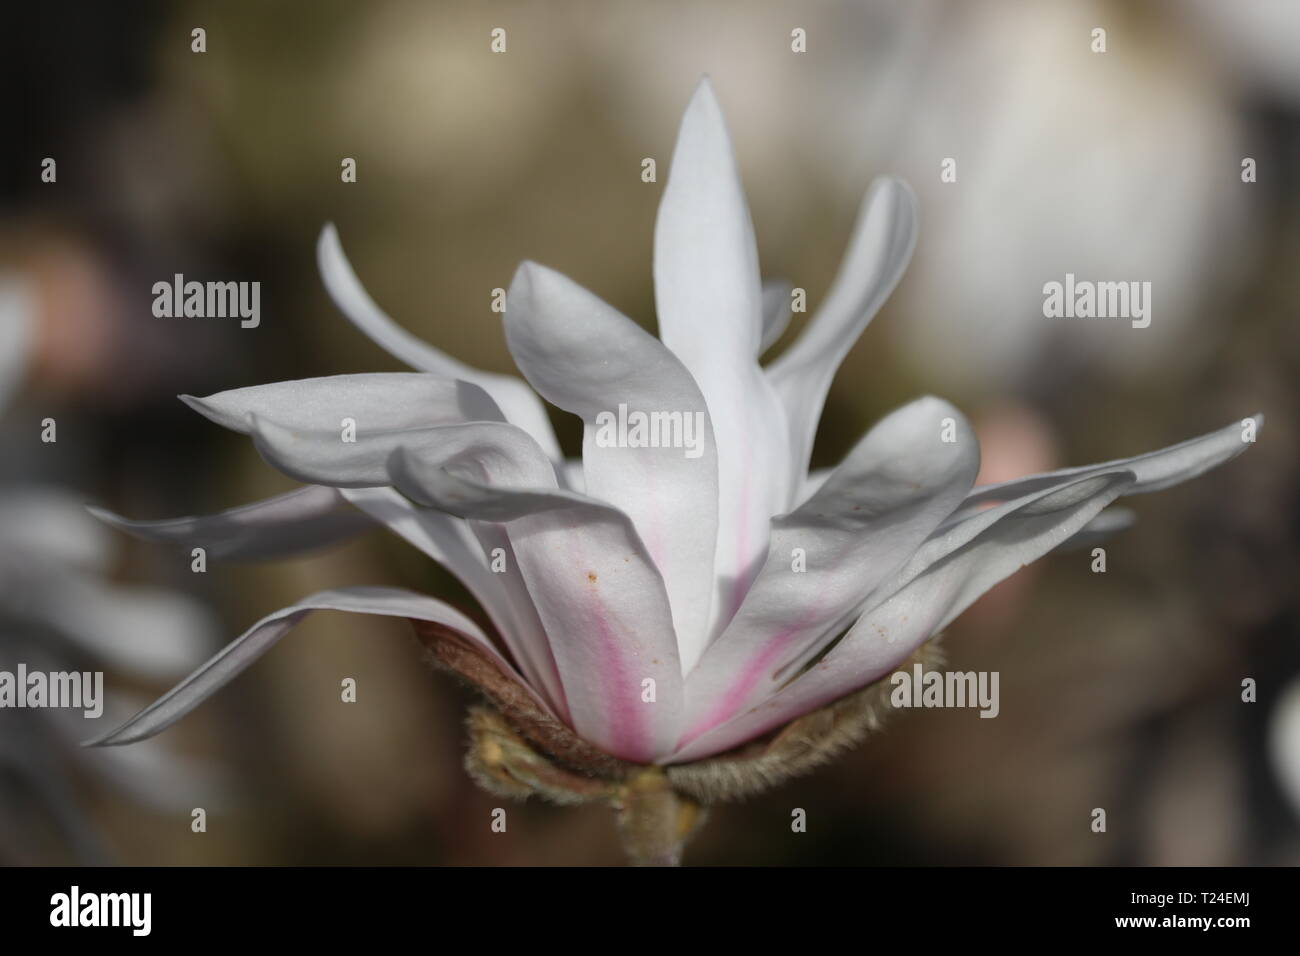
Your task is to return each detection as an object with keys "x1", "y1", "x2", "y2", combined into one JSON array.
[{"x1": 2, "y1": 0, "x2": 1297, "y2": 865}]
